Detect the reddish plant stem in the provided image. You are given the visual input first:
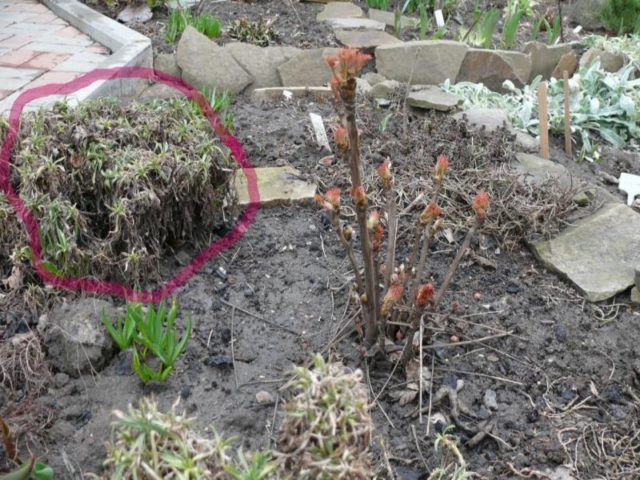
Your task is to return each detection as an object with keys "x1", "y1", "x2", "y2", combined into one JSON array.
[
  {"x1": 383, "y1": 188, "x2": 397, "y2": 291},
  {"x1": 329, "y1": 213, "x2": 364, "y2": 296},
  {"x1": 341, "y1": 79, "x2": 379, "y2": 348},
  {"x1": 400, "y1": 222, "x2": 479, "y2": 366}
]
